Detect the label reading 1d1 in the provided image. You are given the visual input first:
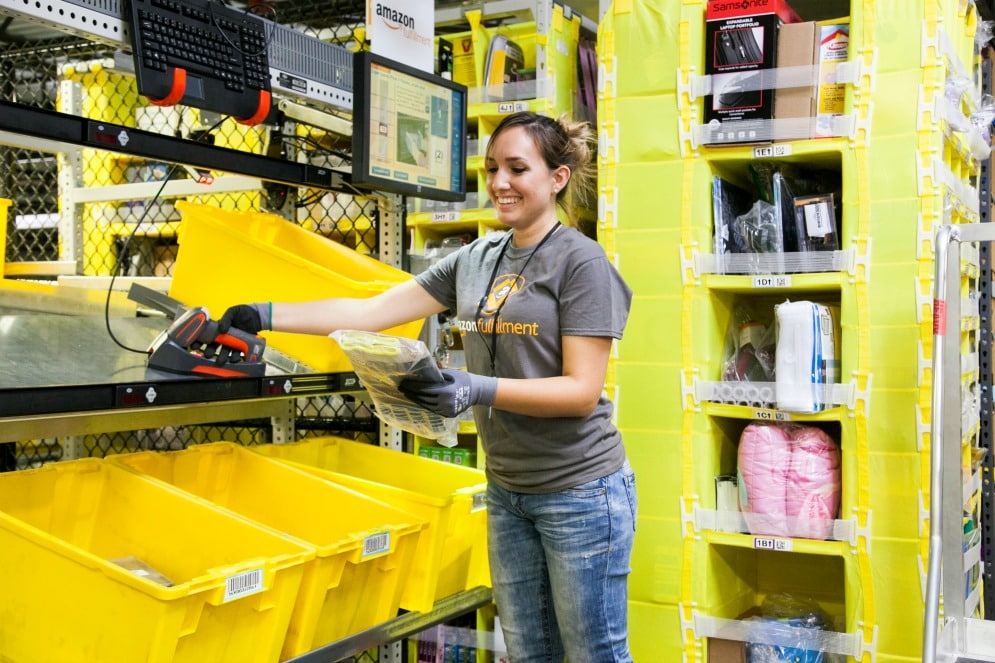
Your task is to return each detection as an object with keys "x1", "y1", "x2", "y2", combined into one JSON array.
[
  {"x1": 753, "y1": 275, "x2": 792, "y2": 289},
  {"x1": 753, "y1": 536, "x2": 793, "y2": 552},
  {"x1": 753, "y1": 145, "x2": 792, "y2": 159}
]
